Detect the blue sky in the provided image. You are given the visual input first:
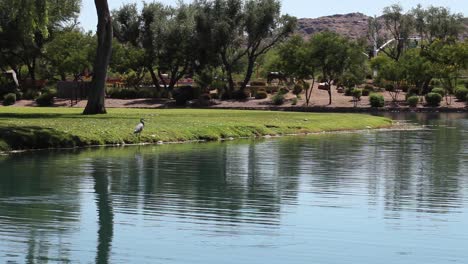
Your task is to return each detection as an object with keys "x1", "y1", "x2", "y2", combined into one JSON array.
[{"x1": 78, "y1": 0, "x2": 467, "y2": 31}]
